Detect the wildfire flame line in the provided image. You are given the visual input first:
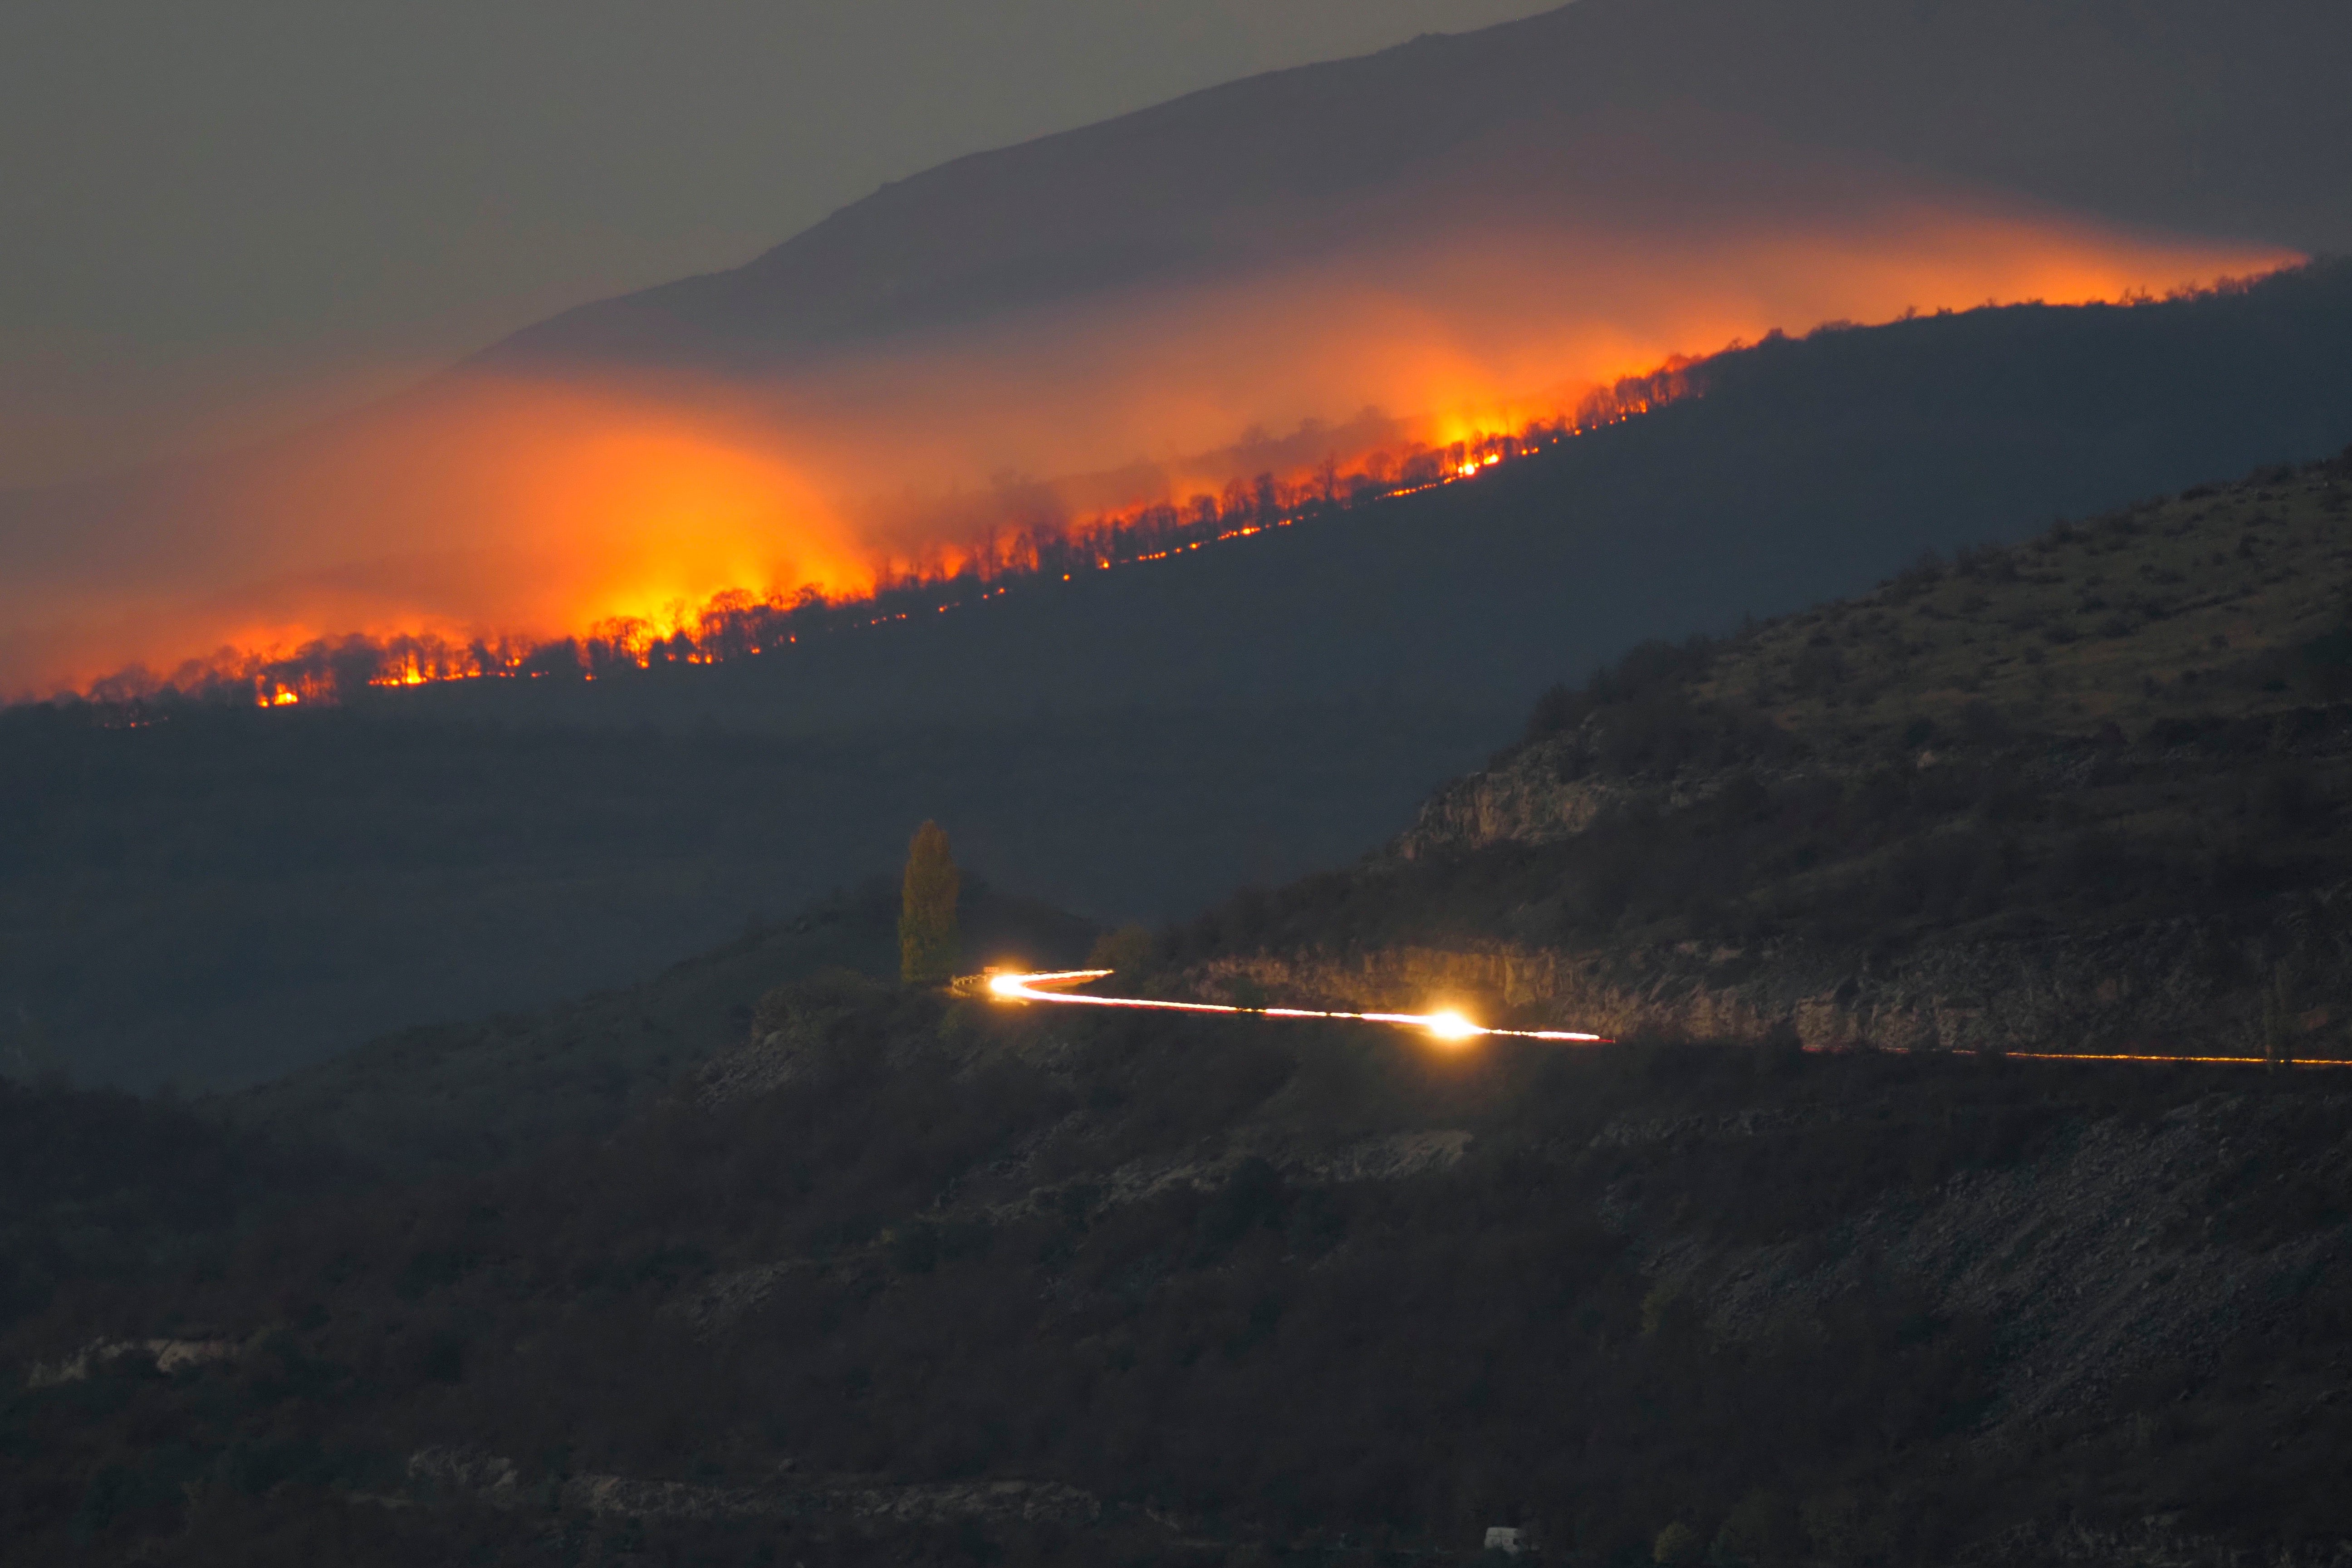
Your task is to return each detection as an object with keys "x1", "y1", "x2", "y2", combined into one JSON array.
[{"x1": 75, "y1": 368, "x2": 1690, "y2": 712}]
